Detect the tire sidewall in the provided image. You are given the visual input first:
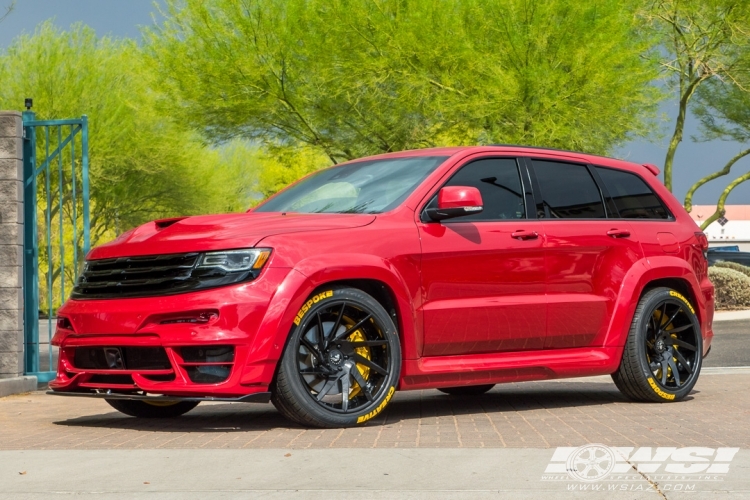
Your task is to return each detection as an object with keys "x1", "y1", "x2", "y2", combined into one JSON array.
[
  {"x1": 633, "y1": 288, "x2": 703, "y2": 401},
  {"x1": 278, "y1": 287, "x2": 401, "y2": 426}
]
